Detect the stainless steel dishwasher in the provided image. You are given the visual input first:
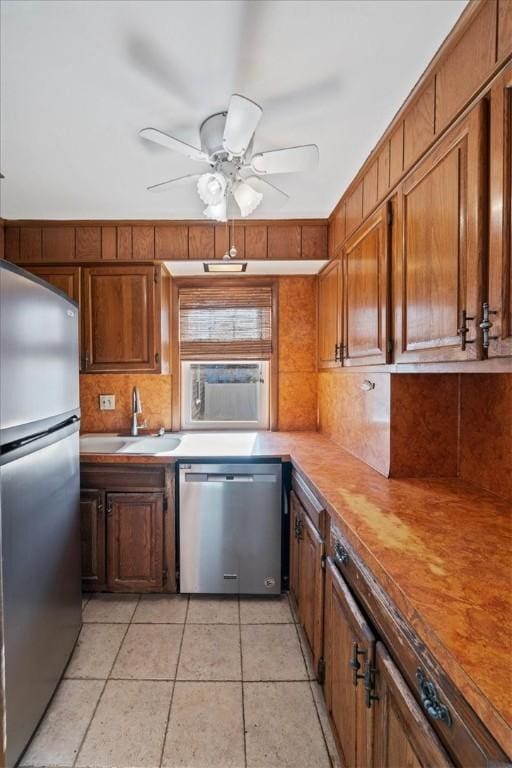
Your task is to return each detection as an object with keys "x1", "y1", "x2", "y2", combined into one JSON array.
[{"x1": 179, "y1": 462, "x2": 282, "y2": 594}]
